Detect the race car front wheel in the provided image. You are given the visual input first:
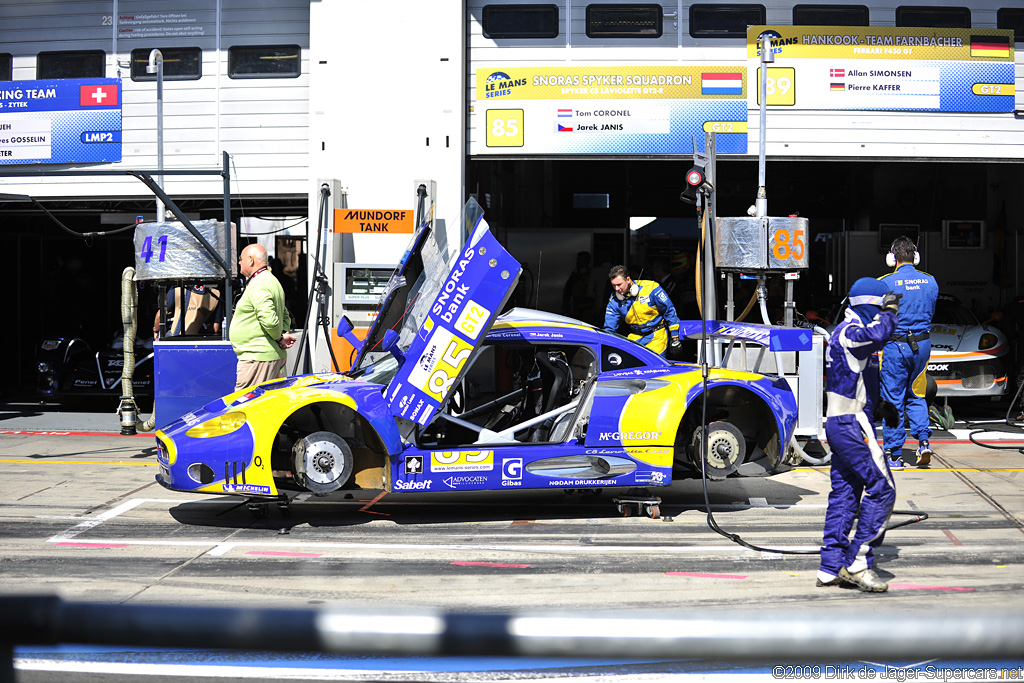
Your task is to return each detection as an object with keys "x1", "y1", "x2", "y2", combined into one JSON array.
[
  {"x1": 691, "y1": 421, "x2": 746, "y2": 480},
  {"x1": 292, "y1": 431, "x2": 354, "y2": 495}
]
